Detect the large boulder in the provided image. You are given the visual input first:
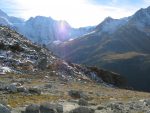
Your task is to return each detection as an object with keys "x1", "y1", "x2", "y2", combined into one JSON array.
[
  {"x1": 78, "y1": 98, "x2": 88, "y2": 106},
  {"x1": 28, "y1": 87, "x2": 41, "y2": 95},
  {"x1": 17, "y1": 86, "x2": 28, "y2": 93},
  {"x1": 68, "y1": 90, "x2": 89, "y2": 100},
  {"x1": 37, "y1": 54, "x2": 47, "y2": 70},
  {"x1": 144, "y1": 99, "x2": 150, "y2": 106},
  {"x1": 68, "y1": 90, "x2": 82, "y2": 98},
  {"x1": 25, "y1": 104, "x2": 40, "y2": 113},
  {"x1": 106, "y1": 102, "x2": 125, "y2": 113},
  {"x1": 40, "y1": 103, "x2": 63, "y2": 113},
  {"x1": 69, "y1": 106, "x2": 95, "y2": 113},
  {"x1": 7, "y1": 84, "x2": 17, "y2": 93},
  {"x1": 0, "y1": 104, "x2": 11, "y2": 113}
]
